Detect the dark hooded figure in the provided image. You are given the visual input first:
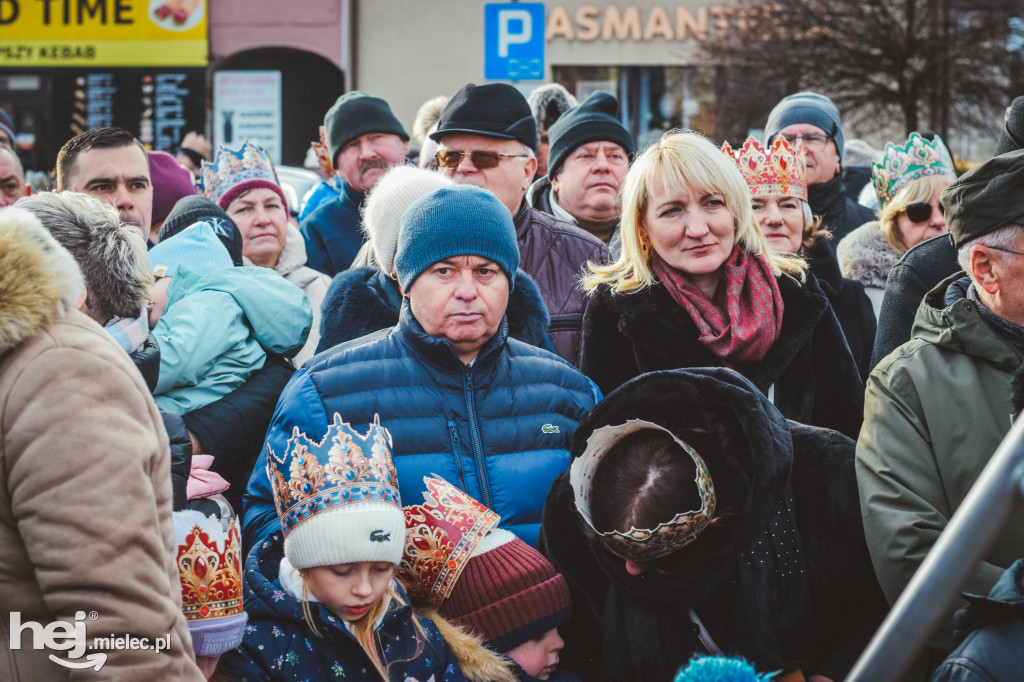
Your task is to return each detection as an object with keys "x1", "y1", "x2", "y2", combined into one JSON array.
[{"x1": 539, "y1": 367, "x2": 886, "y2": 682}]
